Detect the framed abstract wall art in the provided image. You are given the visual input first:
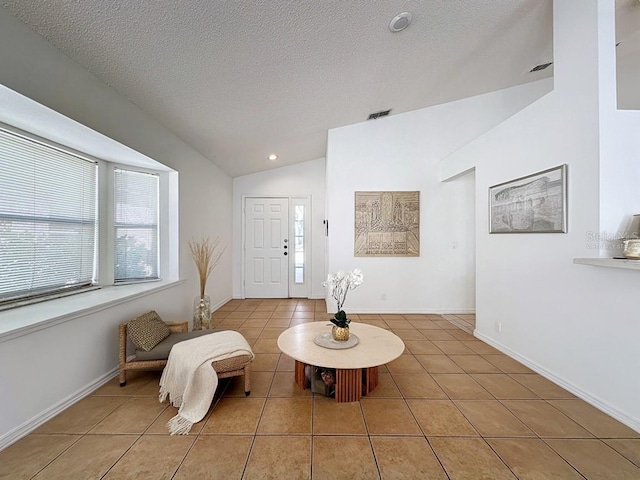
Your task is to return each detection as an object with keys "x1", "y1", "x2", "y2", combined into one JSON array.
[
  {"x1": 489, "y1": 164, "x2": 567, "y2": 234},
  {"x1": 354, "y1": 191, "x2": 420, "y2": 256}
]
